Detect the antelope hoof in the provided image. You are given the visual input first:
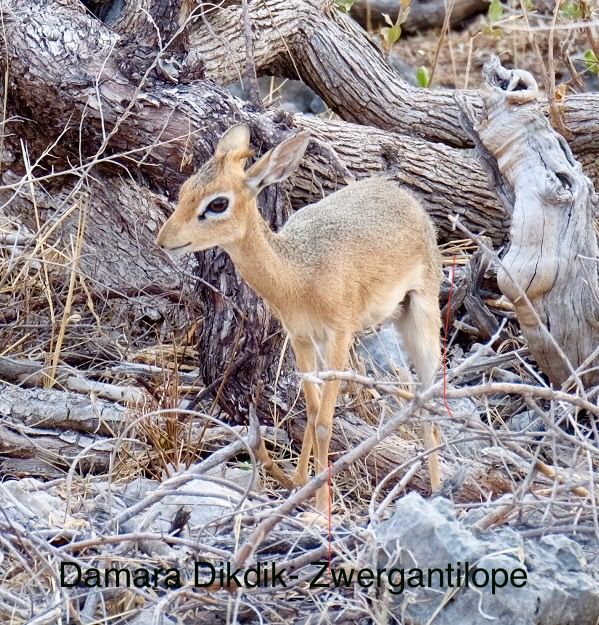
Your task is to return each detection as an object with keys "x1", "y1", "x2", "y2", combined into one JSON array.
[{"x1": 298, "y1": 510, "x2": 329, "y2": 529}]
